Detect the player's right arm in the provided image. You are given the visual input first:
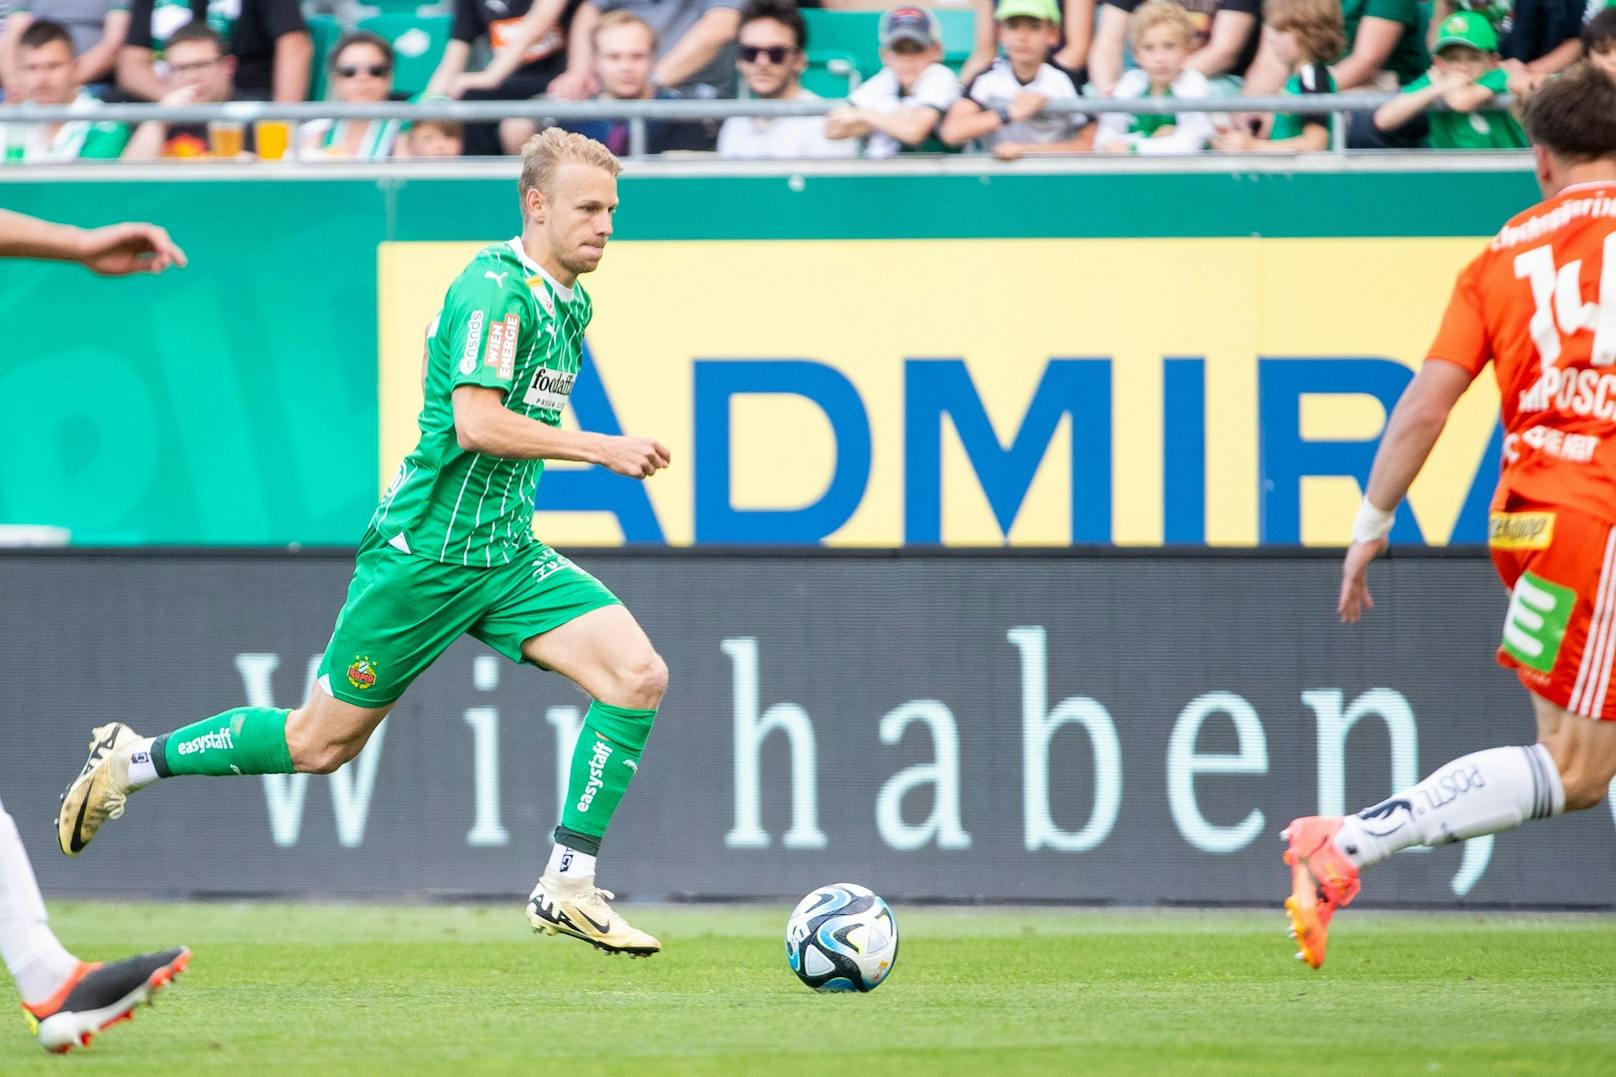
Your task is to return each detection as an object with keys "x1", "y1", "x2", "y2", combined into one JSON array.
[
  {"x1": 453, "y1": 386, "x2": 670, "y2": 478},
  {"x1": 1339, "y1": 263, "x2": 1487, "y2": 622}
]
